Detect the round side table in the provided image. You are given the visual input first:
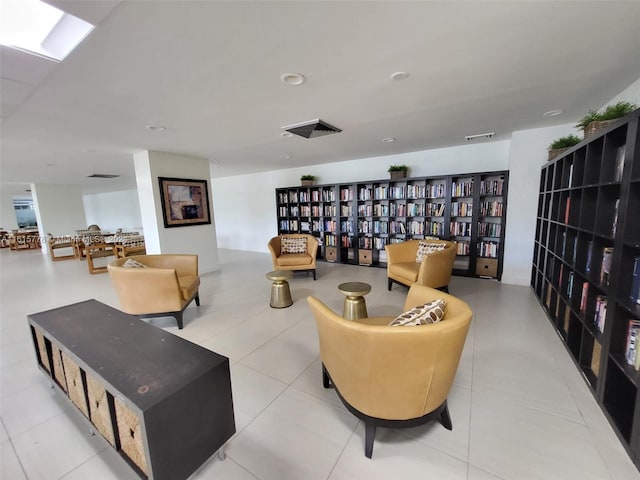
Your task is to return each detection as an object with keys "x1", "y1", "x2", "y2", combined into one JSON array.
[
  {"x1": 266, "y1": 270, "x2": 294, "y2": 308},
  {"x1": 338, "y1": 281, "x2": 371, "y2": 320}
]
